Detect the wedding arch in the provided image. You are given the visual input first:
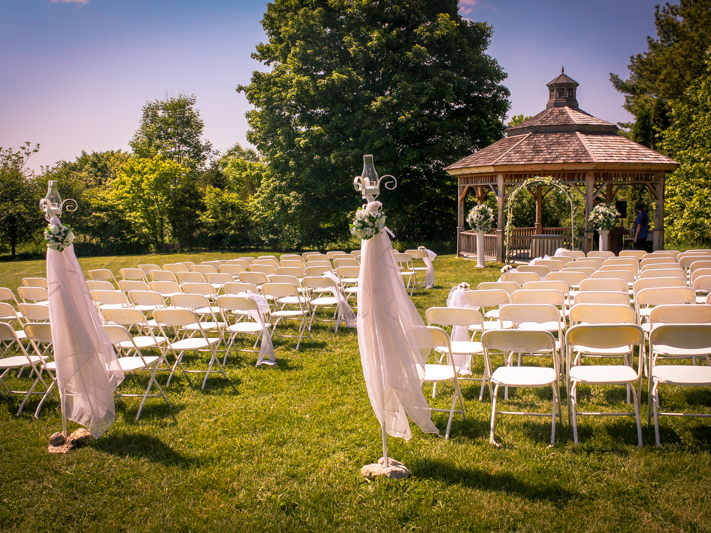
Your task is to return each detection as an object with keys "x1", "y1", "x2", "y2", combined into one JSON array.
[{"x1": 504, "y1": 176, "x2": 577, "y2": 264}]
